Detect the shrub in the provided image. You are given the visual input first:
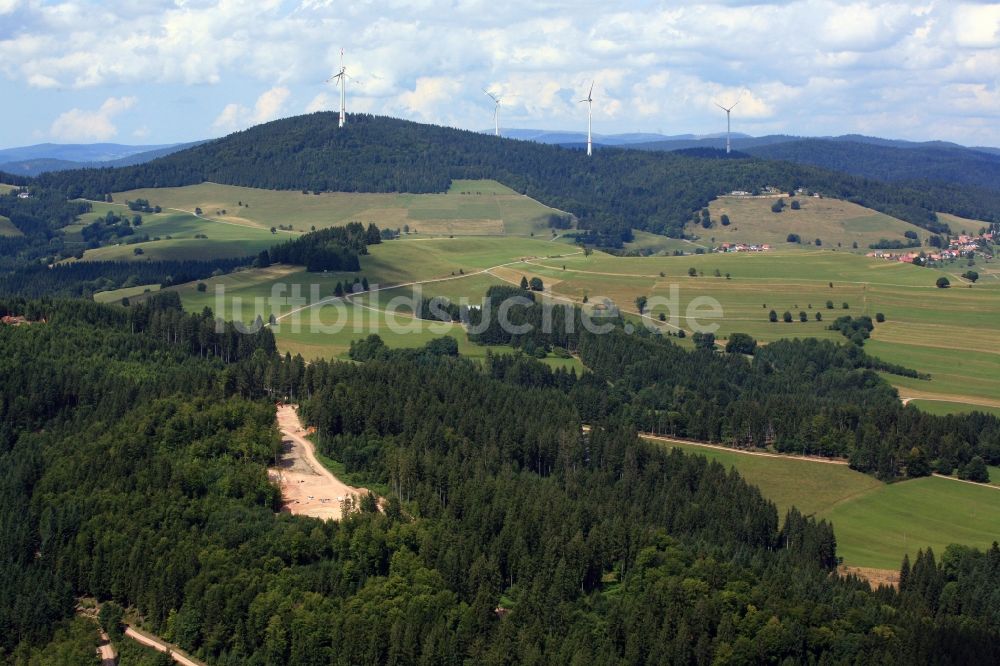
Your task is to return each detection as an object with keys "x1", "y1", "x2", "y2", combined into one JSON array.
[
  {"x1": 936, "y1": 277, "x2": 951, "y2": 288},
  {"x1": 875, "y1": 312, "x2": 885, "y2": 323},
  {"x1": 783, "y1": 311, "x2": 793, "y2": 323}
]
